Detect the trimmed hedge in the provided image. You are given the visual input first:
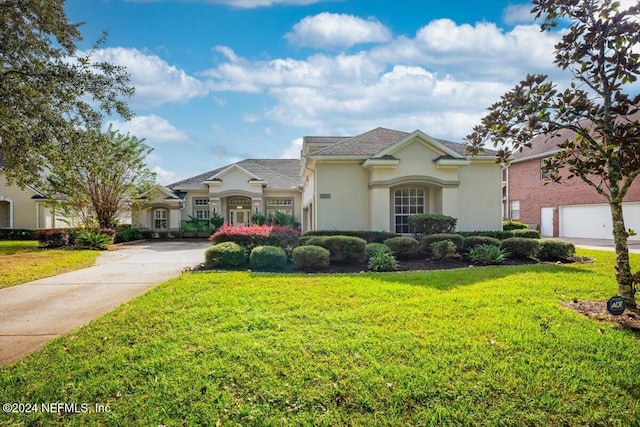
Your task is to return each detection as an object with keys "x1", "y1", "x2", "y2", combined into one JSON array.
[
  {"x1": 249, "y1": 245, "x2": 288, "y2": 271},
  {"x1": 458, "y1": 229, "x2": 541, "y2": 240},
  {"x1": 0, "y1": 229, "x2": 37, "y2": 240},
  {"x1": 512, "y1": 229, "x2": 541, "y2": 239},
  {"x1": 538, "y1": 239, "x2": 575, "y2": 261},
  {"x1": 301, "y1": 230, "x2": 397, "y2": 244},
  {"x1": 304, "y1": 236, "x2": 366, "y2": 264},
  {"x1": 501, "y1": 237, "x2": 541, "y2": 259},
  {"x1": 420, "y1": 233, "x2": 464, "y2": 256},
  {"x1": 365, "y1": 243, "x2": 391, "y2": 258},
  {"x1": 409, "y1": 214, "x2": 457, "y2": 236},
  {"x1": 383, "y1": 237, "x2": 419, "y2": 260},
  {"x1": 462, "y1": 236, "x2": 501, "y2": 252},
  {"x1": 292, "y1": 245, "x2": 330, "y2": 271},
  {"x1": 502, "y1": 220, "x2": 529, "y2": 230},
  {"x1": 205, "y1": 242, "x2": 247, "y2": 268}
]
